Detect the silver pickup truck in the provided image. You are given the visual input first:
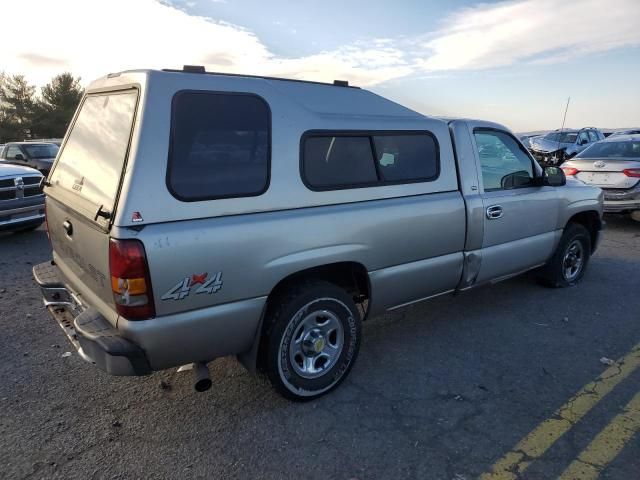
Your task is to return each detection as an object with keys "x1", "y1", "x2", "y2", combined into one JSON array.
[{"x1": 33, "y1": 68, "x2": 603, "y2": 401}]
